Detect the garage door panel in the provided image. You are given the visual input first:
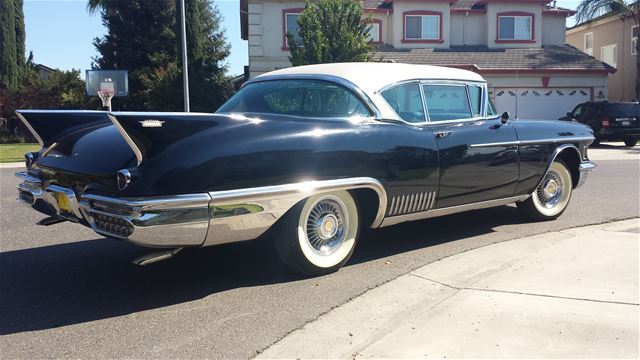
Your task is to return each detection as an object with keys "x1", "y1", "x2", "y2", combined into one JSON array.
[{"x1": 493, "y1": 88, "x2": 590, "y2": 120}]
